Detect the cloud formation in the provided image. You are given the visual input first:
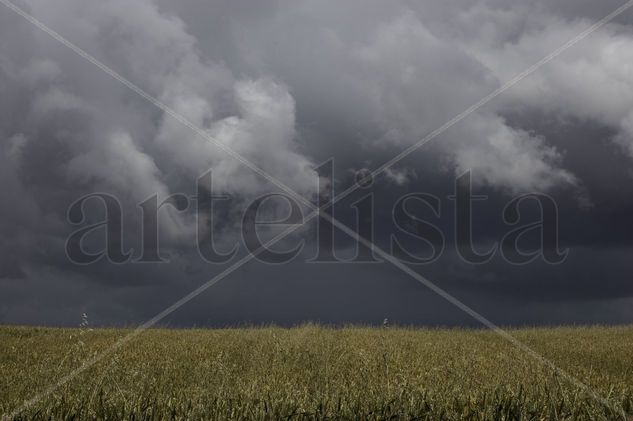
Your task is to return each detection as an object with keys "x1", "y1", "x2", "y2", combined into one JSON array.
[{"x1": 1, "y1": 0, "x2": 633, "y2": 325}]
